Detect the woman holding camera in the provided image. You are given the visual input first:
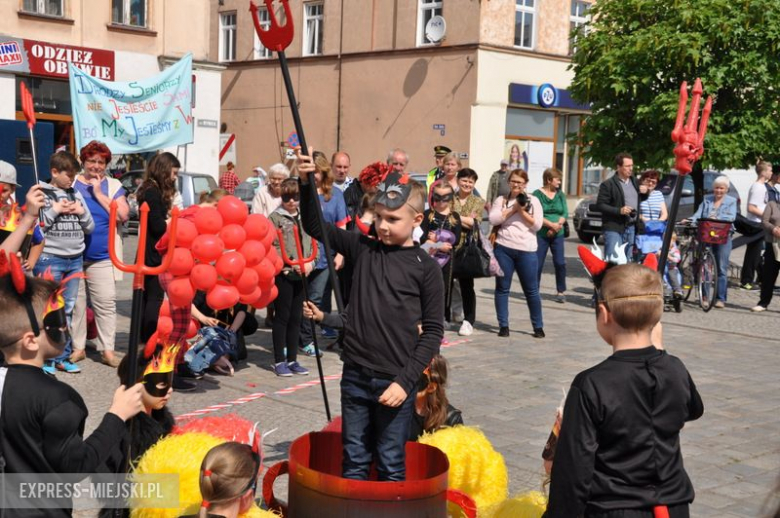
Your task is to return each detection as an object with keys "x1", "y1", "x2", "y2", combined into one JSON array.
[{"x1": 489, "y1": 169, "x2": 545, "y2": 338}]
